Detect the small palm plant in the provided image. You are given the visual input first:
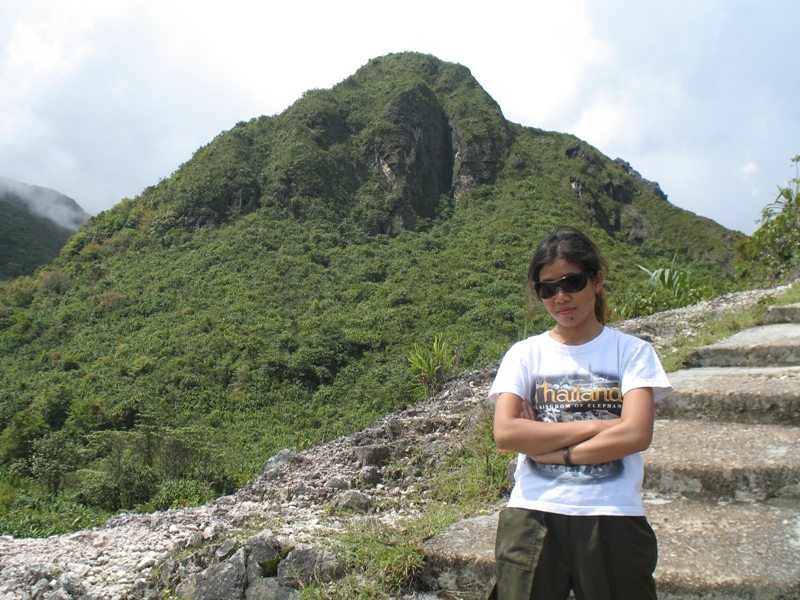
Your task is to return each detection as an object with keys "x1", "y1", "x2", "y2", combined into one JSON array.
[
  {"x1": 407, "y1": 335, "x2": 456, "y2": 397},
  {"x1": 612, "y1": 257, "x2": 707, "y2": 320},
  {"x1": 638, "y1": 256, "x2": 700, "y2": 300}
]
